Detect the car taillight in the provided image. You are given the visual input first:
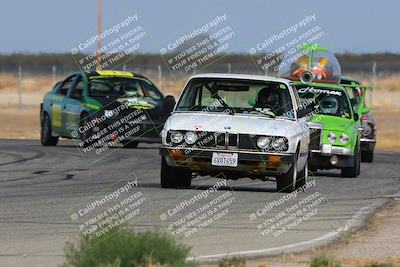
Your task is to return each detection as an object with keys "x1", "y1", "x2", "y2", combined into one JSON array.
[{"x1": 361, "y1": 114, "x2": 368, "y2": 121}]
